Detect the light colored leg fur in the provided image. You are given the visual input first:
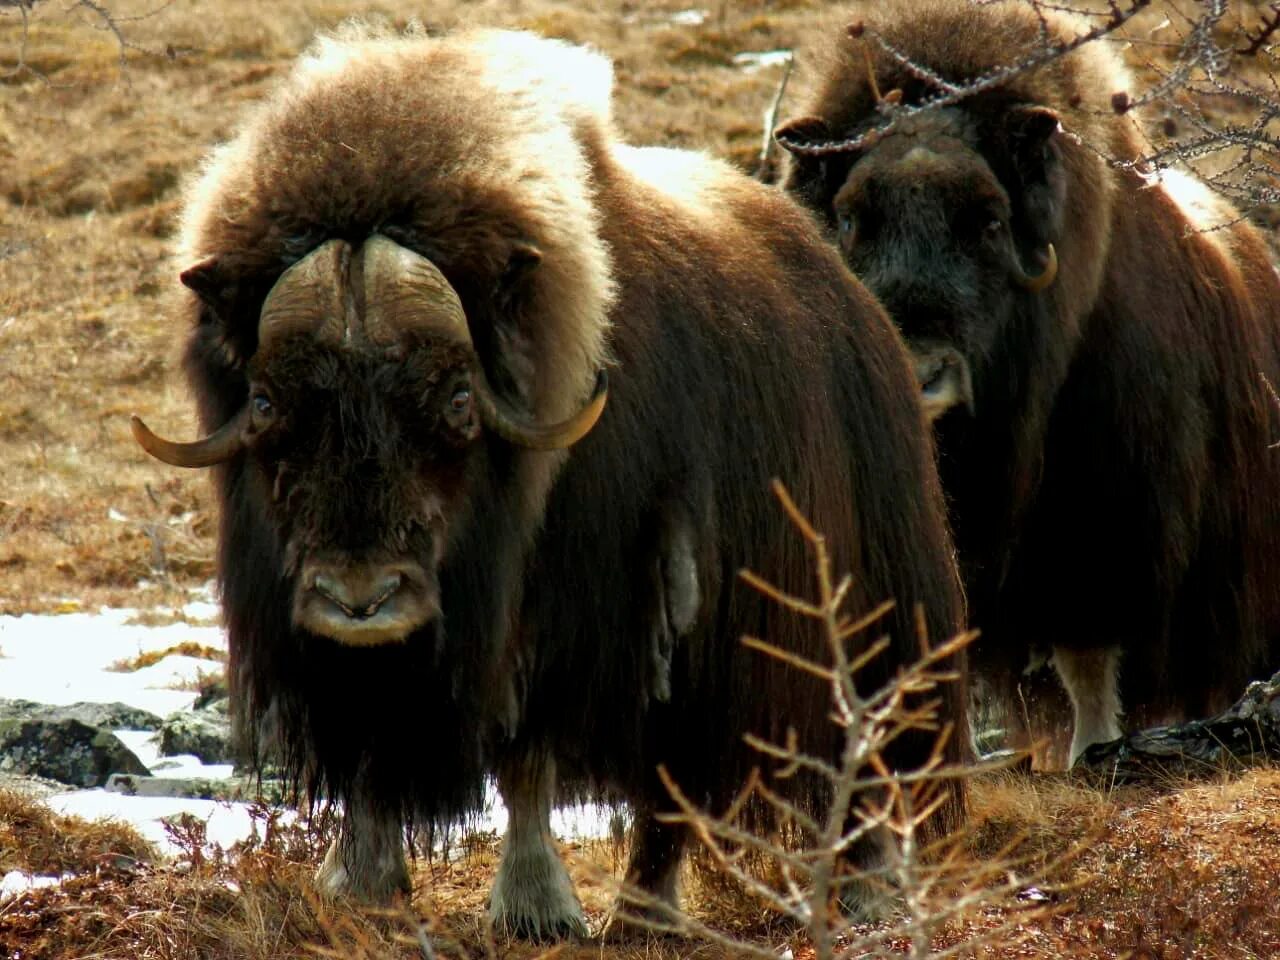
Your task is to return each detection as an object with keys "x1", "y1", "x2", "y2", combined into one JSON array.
[
  {"x1": 314, "y1": 789, "x2": 410, "y2": 903},
  {"x1": 488, "y1": 753, "x2": 587, "y2": 940},
  {"x1": 1052, "y1": 645, "x2": 1124, "y2": 765}
]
